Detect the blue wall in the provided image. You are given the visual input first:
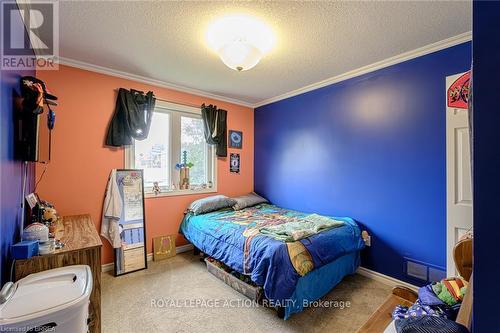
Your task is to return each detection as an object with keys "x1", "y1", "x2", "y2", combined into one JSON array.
[
  {"x1": 0, "y1": 3, "x2": 35, "y2": 286},
  {"x1": 255, "y1": 42, "x2": 471, "y2": 284},
  {"x1": 472, "y1": 1, "x2": 500, "y2": 331},
  {"x1": 0, "y1": 69, "x2": 35, "y2": 286}
]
